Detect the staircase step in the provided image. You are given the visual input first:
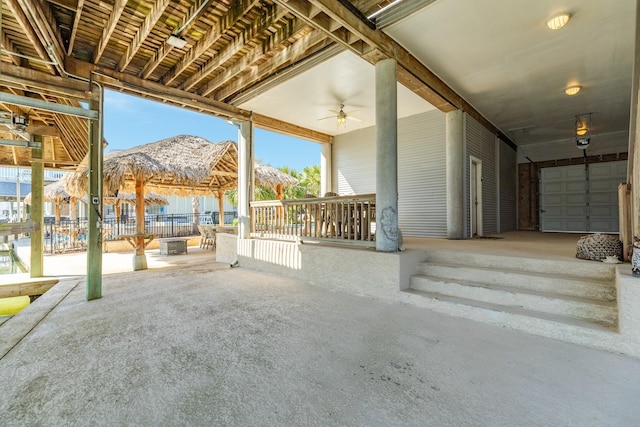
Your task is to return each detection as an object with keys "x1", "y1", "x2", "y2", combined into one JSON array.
[
  {"x1": 423, "y1": 250, "x2": 615, "y2": 281},
  {"x1": 410, "y1": 275, "x2": 618, "y2": 326},
  {"x1": 405, "y1": 288, "x2": 618, "y2": 332},
  {"x1": 415, "y1": 262, "x2": 616, "y2": 301}
]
